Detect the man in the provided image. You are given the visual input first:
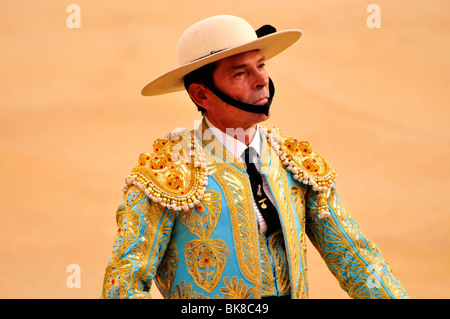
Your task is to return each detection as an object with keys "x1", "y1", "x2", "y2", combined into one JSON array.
[{"x1": 101, "y1": 15, "x2": 408, "y2": 299}]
